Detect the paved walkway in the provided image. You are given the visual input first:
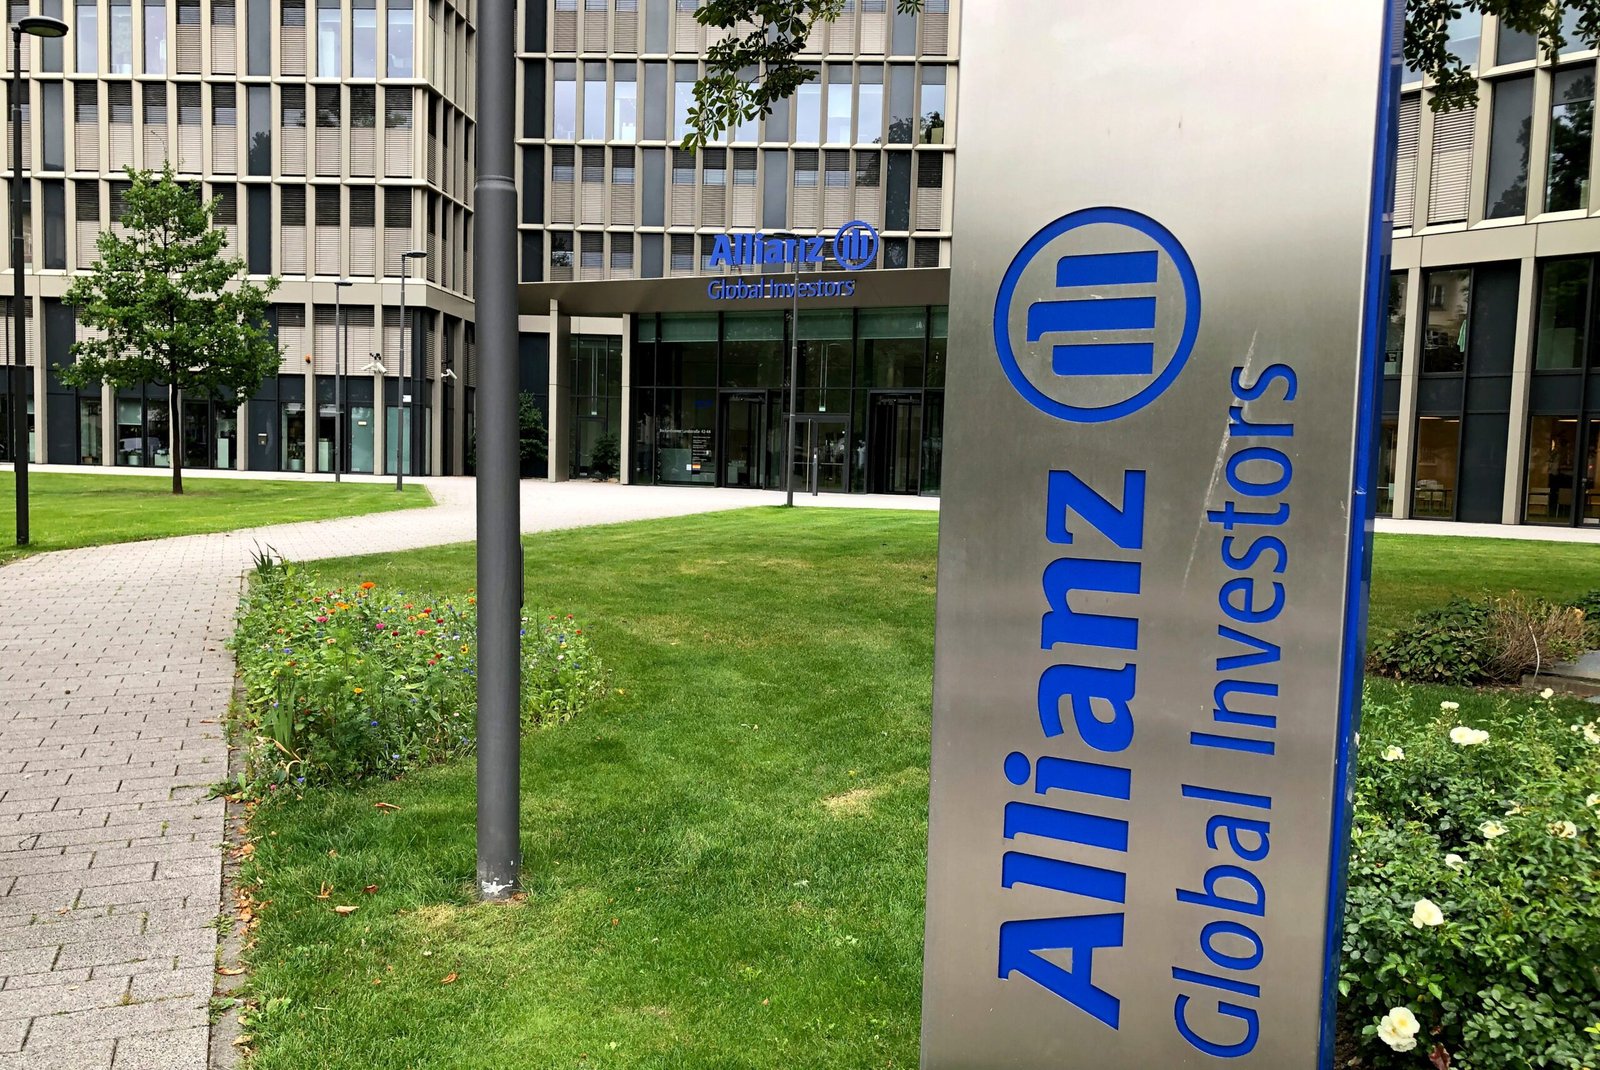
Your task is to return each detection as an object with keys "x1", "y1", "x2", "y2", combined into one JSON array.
[{"x1": 0, "y1": 478, "x2": 921, "y2": 1069}]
